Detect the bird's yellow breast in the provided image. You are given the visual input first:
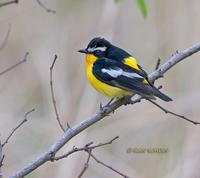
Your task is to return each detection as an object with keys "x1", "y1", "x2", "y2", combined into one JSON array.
[{"x1": 85, "y1": 54, "x2": 130, "y2": 98}]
